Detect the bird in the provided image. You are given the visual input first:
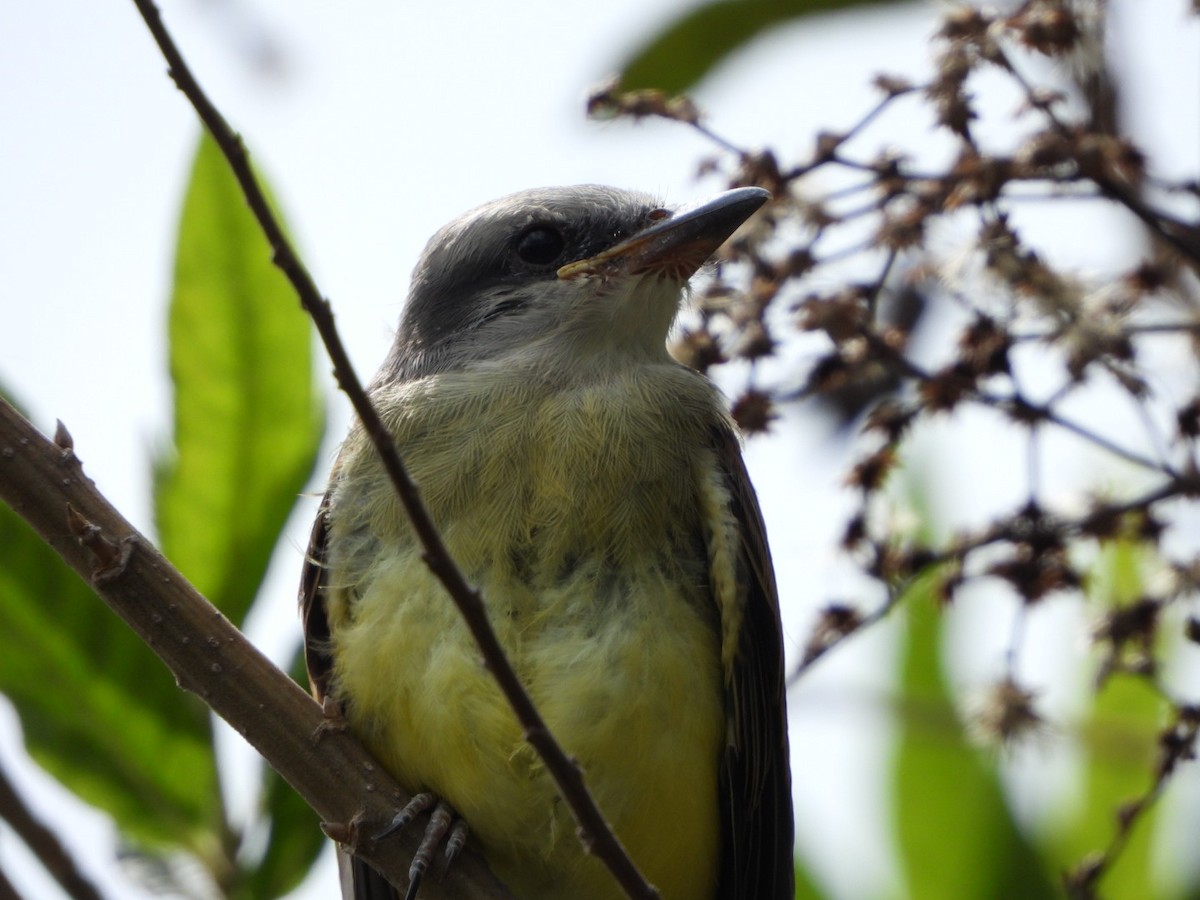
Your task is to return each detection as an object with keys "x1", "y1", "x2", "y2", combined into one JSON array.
[{"x1": 300, "y1": 184, "x2": 793, "y2": 900}]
